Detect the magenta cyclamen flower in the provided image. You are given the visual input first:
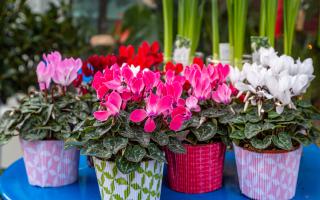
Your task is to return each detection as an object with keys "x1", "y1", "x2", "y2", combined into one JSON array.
[
  {"x1": 94, "y1": 91, "x2": 122, "y2": 121},
  {"x1": 129, "y1": 94, "x2": 172, "y2": 132}
]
